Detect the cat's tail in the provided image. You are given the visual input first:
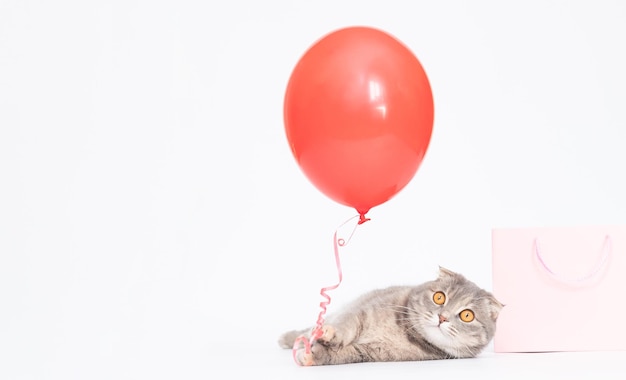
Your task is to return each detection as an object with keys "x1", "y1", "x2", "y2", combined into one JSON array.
[{"x1": 277, "y1": 329, "x2": 309, "y2": 349}]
